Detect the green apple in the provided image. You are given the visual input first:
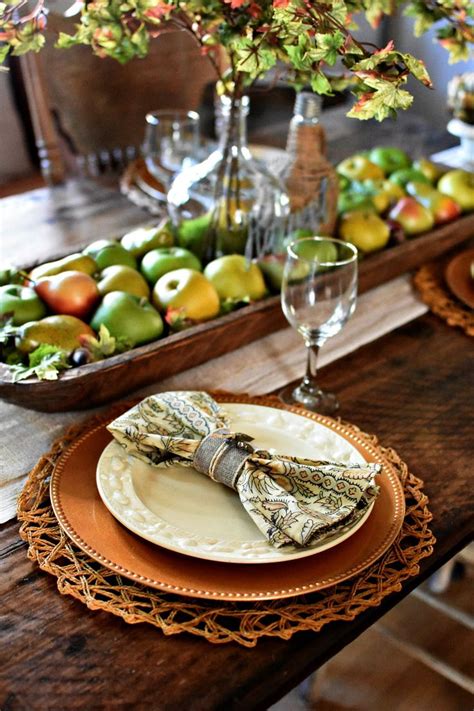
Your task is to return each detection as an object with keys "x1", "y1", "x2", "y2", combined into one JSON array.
[
  {"x1": 90, "y1": 291, "x2": 164, "y2": 346},
  {"x1": 97, "y1": 265, "x2": 150, "y2": 299},
  {"x1": 337, "y1": 192, "x2": 375, "y2": 215},
  {"x1": 388, "y1": 197, "x2": 434, "y2": 235},
  {"x1": 204, "y1": 255, "x2": 267, "y2": 302},
  {"x1": 16, "y1": 315, "x2": 94, "y2": 354},
  {"x1": 176, "y1": 213, "x2": 212, "y2": 259},
  {"x1": 369, "y1": 147, "x2": 411, "y2": 174},
  {"x1": 405, "y1": 183, "x2": 462, "y2": 225},
  {"x1": 339, "y1": 211, "x2": 390, "y2": 253},
  {"x1": 412, "y1": 158, "x2": 445, "y2": 183},
  {"x1": 83, "y1": 240, "x2": 137, "y2": 271},
  {"x1": 141, "y1": 247, "x2": 202, "y2": 285},
  {"x1": 282, "y1": 228, "x2": 317, "y2": 251},
  {"x1": 0, "y1": 284, "x2": 47, "y2": 326},
  {"x1": 153, "y1": 268, "x2": 220, "y2": 322},
  {"x1": 290, "y1": 239, "x2": 339, "y2": 263},
  {"x1": 120, "y1": 220, "x2": 174, "y2": 258},
  {"x1": 258, "y1": 254, "x2": 310, "y2": 292},
  {"x1": 438, "y1": 170, "x2": 474, "y2": 212},
  {"x1": 0, "y1": 268, "x2": 20, "y2": 287},
  {"x1": 389, "y1": 168, "x2": 431, "y2": 189},
  {"x1": 337, "y1": 156, "x2": 385, "y2": 182},
  {"x1": 29, "y1": 253, "x2": 98, "y2": 281}
]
